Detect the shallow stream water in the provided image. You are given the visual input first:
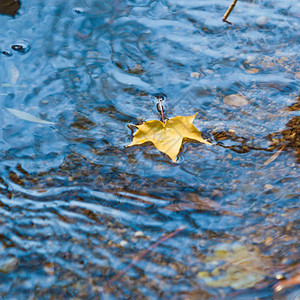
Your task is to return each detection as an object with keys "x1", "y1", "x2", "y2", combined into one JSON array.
[{"x1": 0, "y1": 0, "x2": 299, "y2": 299}]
